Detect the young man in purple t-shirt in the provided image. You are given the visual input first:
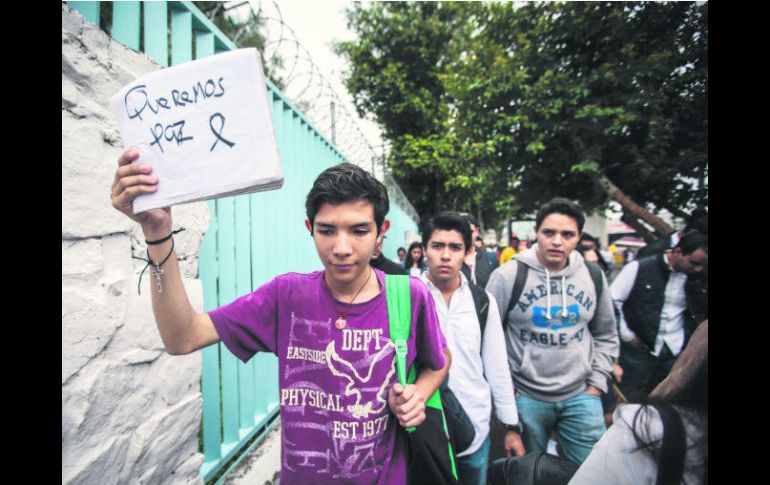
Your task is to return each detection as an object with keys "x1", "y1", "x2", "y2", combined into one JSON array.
[{"x1": 111, "y1": 153, "x2": 450, "y2": 485}]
